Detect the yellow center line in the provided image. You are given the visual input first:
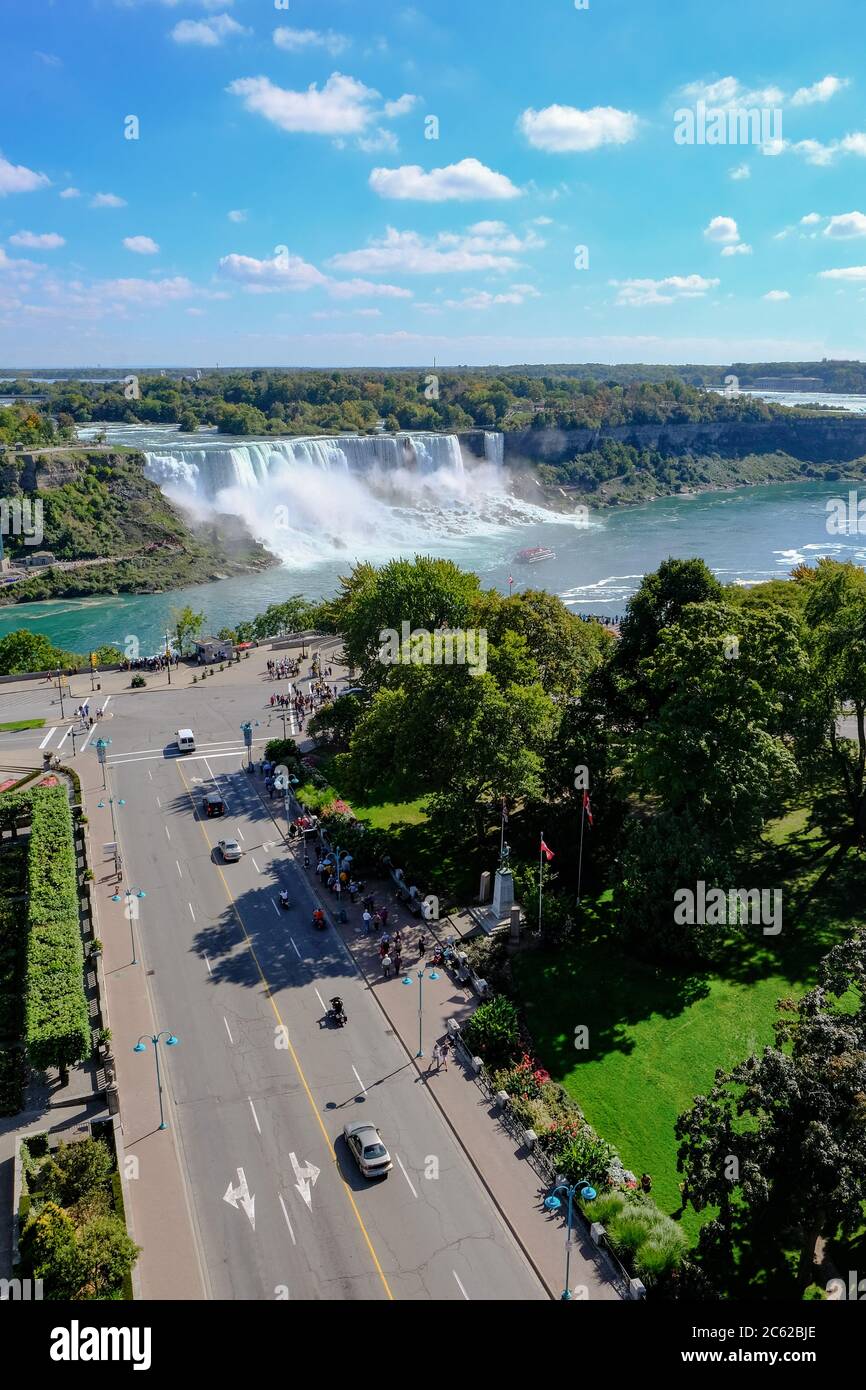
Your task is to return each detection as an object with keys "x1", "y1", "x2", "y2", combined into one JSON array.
[{"x1": 176, "y1": 761, "x2": 394, "y2": 1301}]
